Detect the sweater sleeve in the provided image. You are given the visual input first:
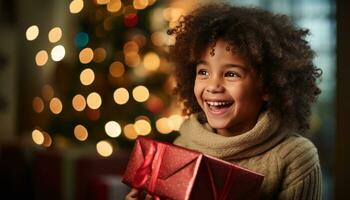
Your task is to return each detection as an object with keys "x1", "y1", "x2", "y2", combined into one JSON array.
[{"x1": 277, "y1": 136, "x2": 322, "y2": 200}]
